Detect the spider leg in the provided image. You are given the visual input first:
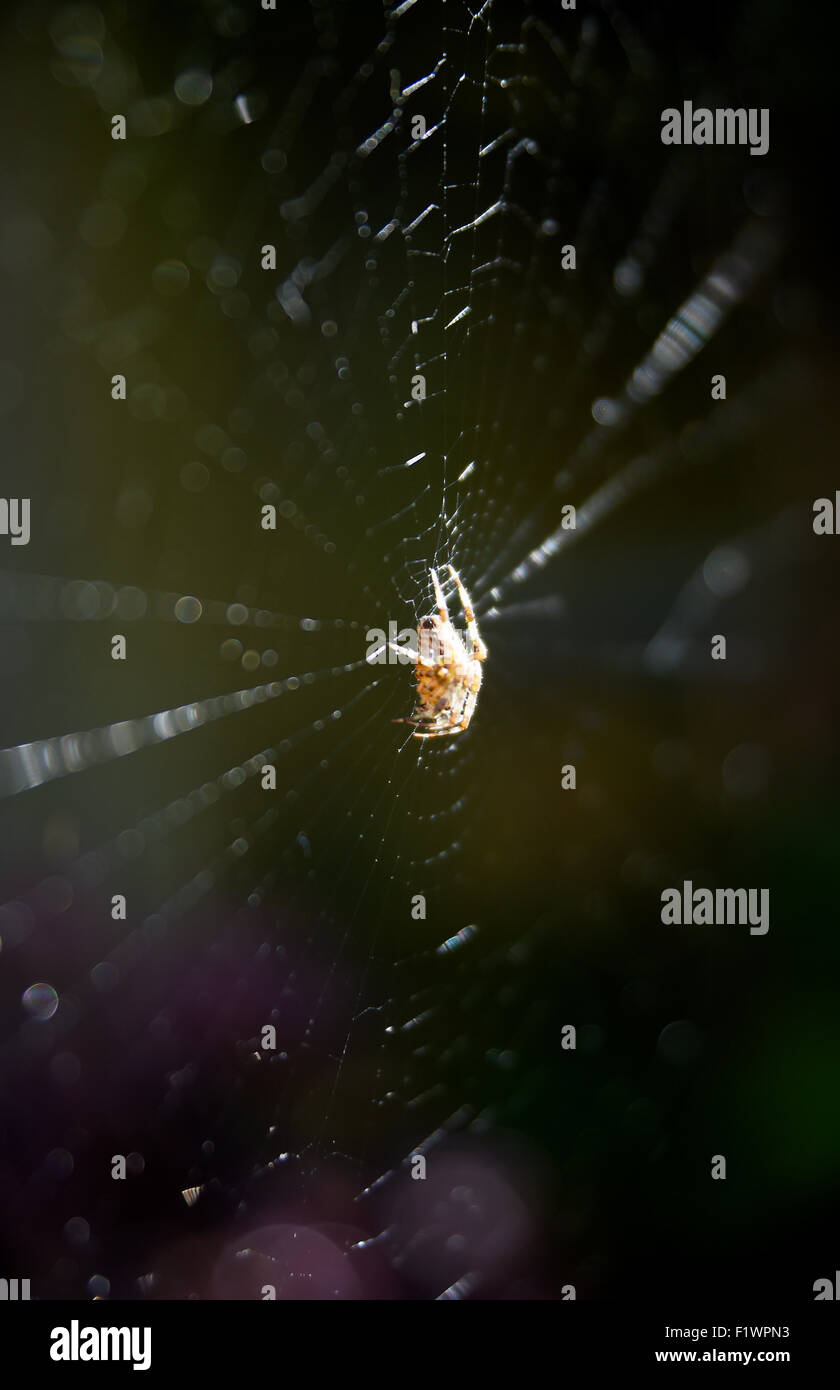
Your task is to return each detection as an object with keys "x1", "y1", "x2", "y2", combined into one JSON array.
[
  {"x1": 386, "y1": 641, "x2": 439, "y2": 668},
  {"x1": 368, "y1": 641, "x2": 428, "y2": 665},
  {"x1": 388, "y1": 641, "x2": 419, "y2": 661},
  {"x1": 368, "y1": 640, "x2": 413, "y2": 663},
  {"x1": 396, "y1": 719, "x2": 441, "y2": 734},
  {"x1": 458, "y1": 687, "x2": 477, "y2": 731},
  {"x1": 412, "y1": 721, "x2": 464, "y2": 738},
  {"x1": 429, "y1": 567, "x2": 451, "y2": 626},
  {"x1": 392, "y1": 705, "x2": 445, "y2": 728},
  {"x1": 447, "y1": 565, "x2": 487, "y2": 661}
]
